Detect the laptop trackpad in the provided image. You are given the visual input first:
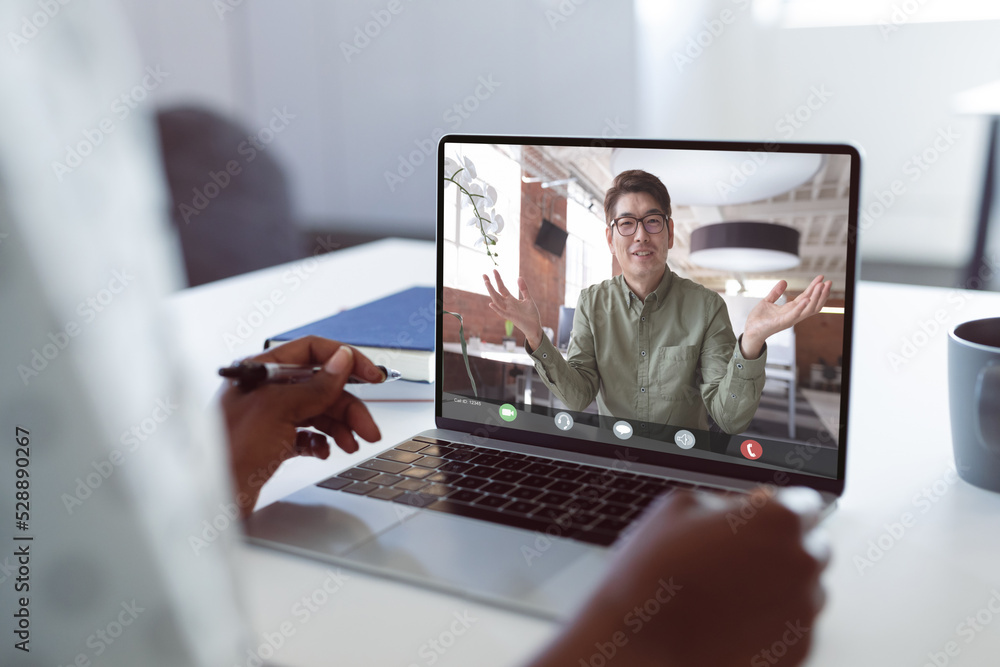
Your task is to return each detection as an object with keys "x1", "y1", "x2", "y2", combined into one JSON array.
[{"x1": 342, "y1": 509, "x2": 611, "y2": 618}]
